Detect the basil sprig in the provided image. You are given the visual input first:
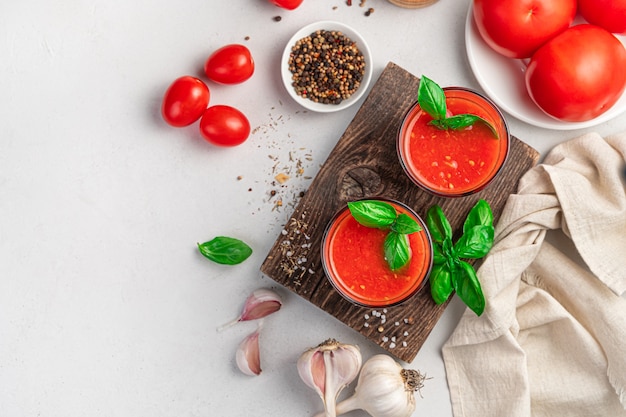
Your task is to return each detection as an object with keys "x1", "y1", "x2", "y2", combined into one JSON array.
[
  {"x1": 425, "y1": 199, "x2": 494, "y2": 316},
  {"x1": 418, "y1": 75, "x2": 499, "y2": 139},
  {"x1": 198, "y1": 236, "x2": 253, "y2": 265},
  {"x1": 347, "y1": 200, "x2": 422, "y2": 271}
]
